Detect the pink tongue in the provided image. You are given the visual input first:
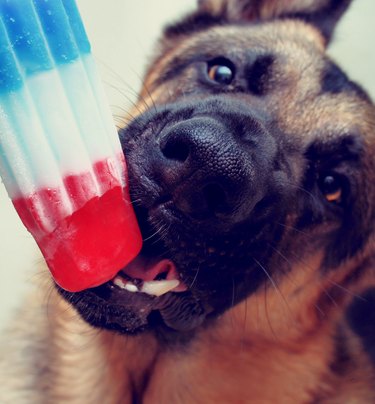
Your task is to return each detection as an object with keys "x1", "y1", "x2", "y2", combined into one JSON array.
[{"x1": 122, "y1": 257, "x2": 177, "y2": 282}]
